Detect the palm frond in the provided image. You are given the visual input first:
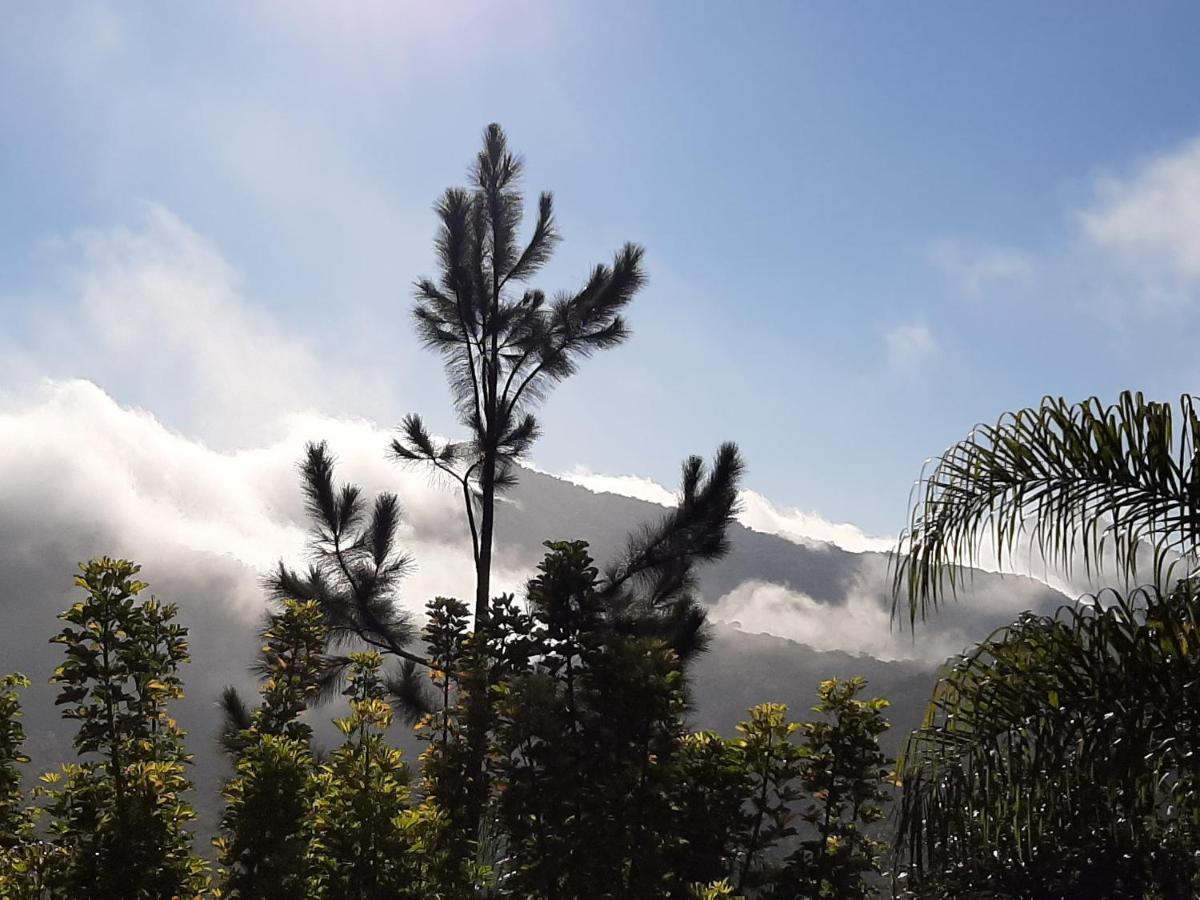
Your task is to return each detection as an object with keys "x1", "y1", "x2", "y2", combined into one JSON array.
[
  {"x1": 893, "y1": 391, "x2": 1200, "y2": 626},
  {"x1": 895, "y1": 581, "x2": 1200, "y2": 894}
]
